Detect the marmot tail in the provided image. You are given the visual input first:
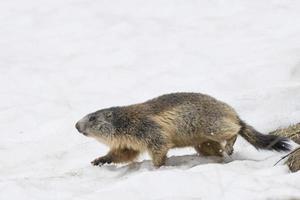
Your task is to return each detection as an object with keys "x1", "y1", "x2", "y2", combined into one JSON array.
[{"x1": 238, "y1": 120, "x2": 291, "y2": 152}]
